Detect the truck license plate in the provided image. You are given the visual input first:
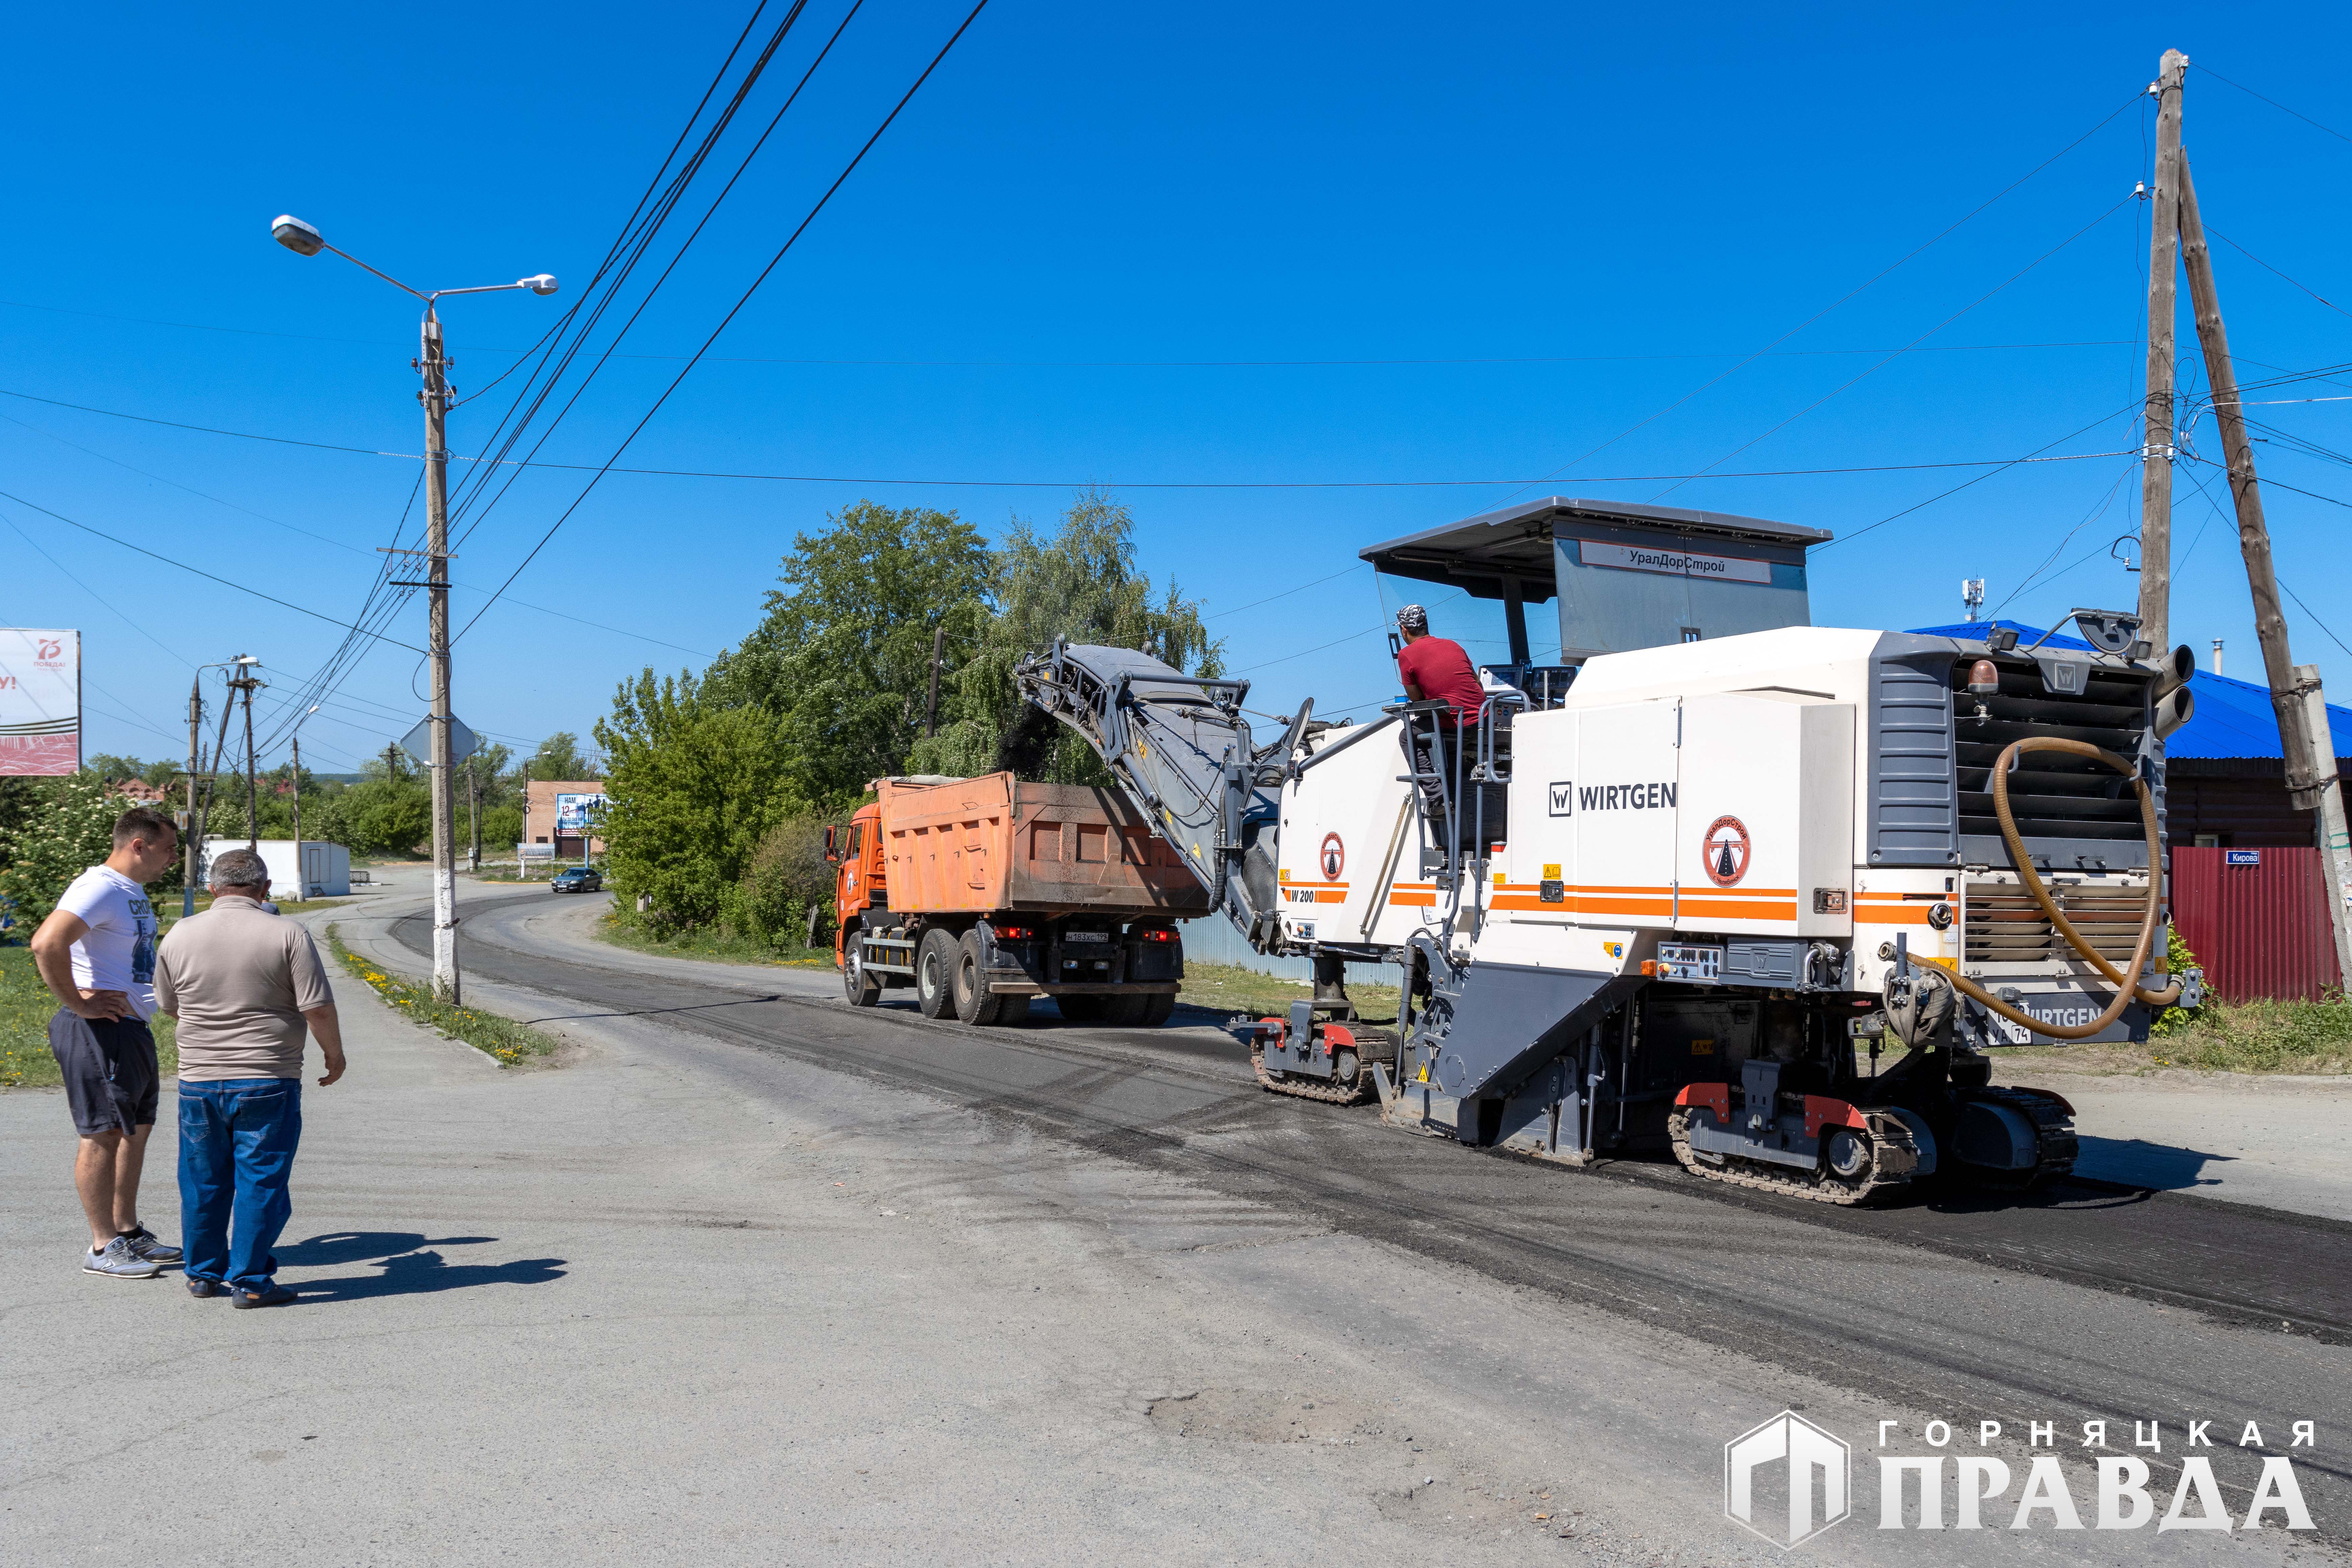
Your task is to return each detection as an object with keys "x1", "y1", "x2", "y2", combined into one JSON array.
[
  {"x1": 1992, "y1": 1014, "x2": 2034, "y2": 1045},
  {"x1": 1655, "y1": 944, "x2": 1722, "y2": 982},
  {"x1": 1063, "y1": 930, "x2": 1109, "y2": 943}
]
